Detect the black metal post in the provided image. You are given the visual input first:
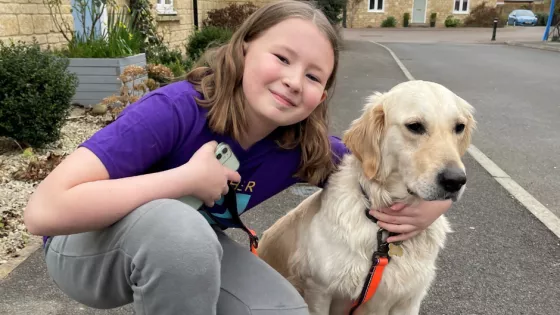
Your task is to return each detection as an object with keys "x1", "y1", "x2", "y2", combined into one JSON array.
[
  {"x1": 193, "y1": 0, "x2": 199, "y2": 30},
  {"x1": 491, "y1": 18, "x2": 498, "y2": 41}
]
